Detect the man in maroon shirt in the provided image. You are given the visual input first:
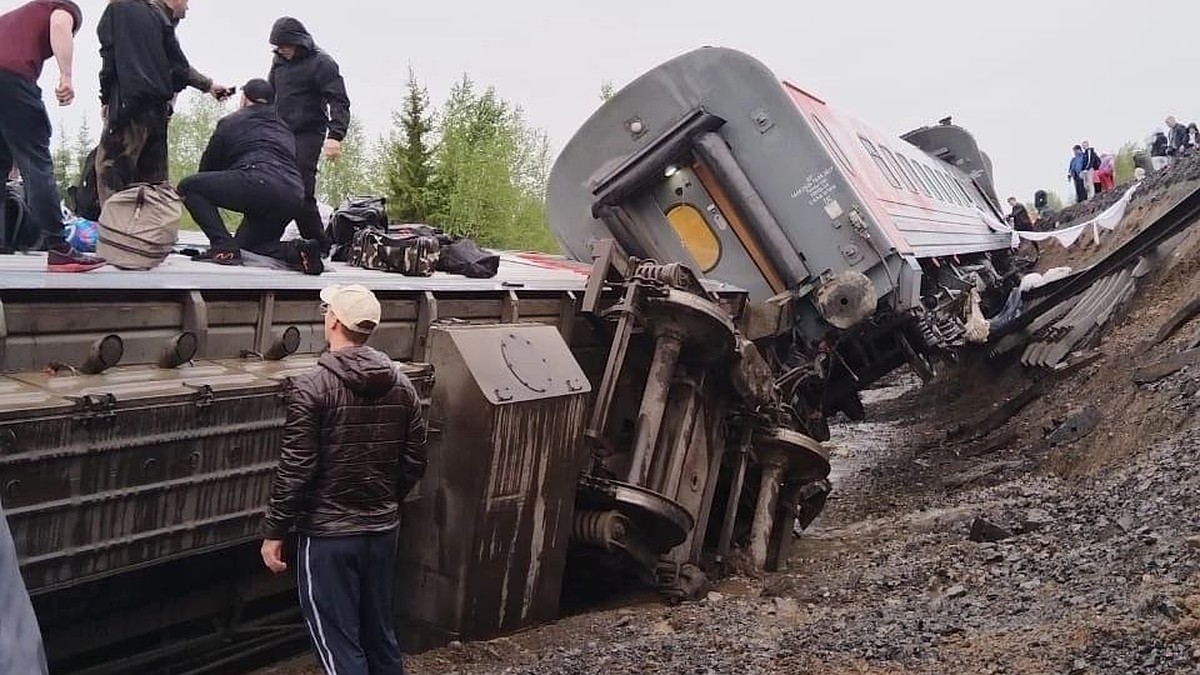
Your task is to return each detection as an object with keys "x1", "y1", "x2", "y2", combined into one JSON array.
[{"x1": 0, "y1": 0, "x2": 105, "y2": 271}]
